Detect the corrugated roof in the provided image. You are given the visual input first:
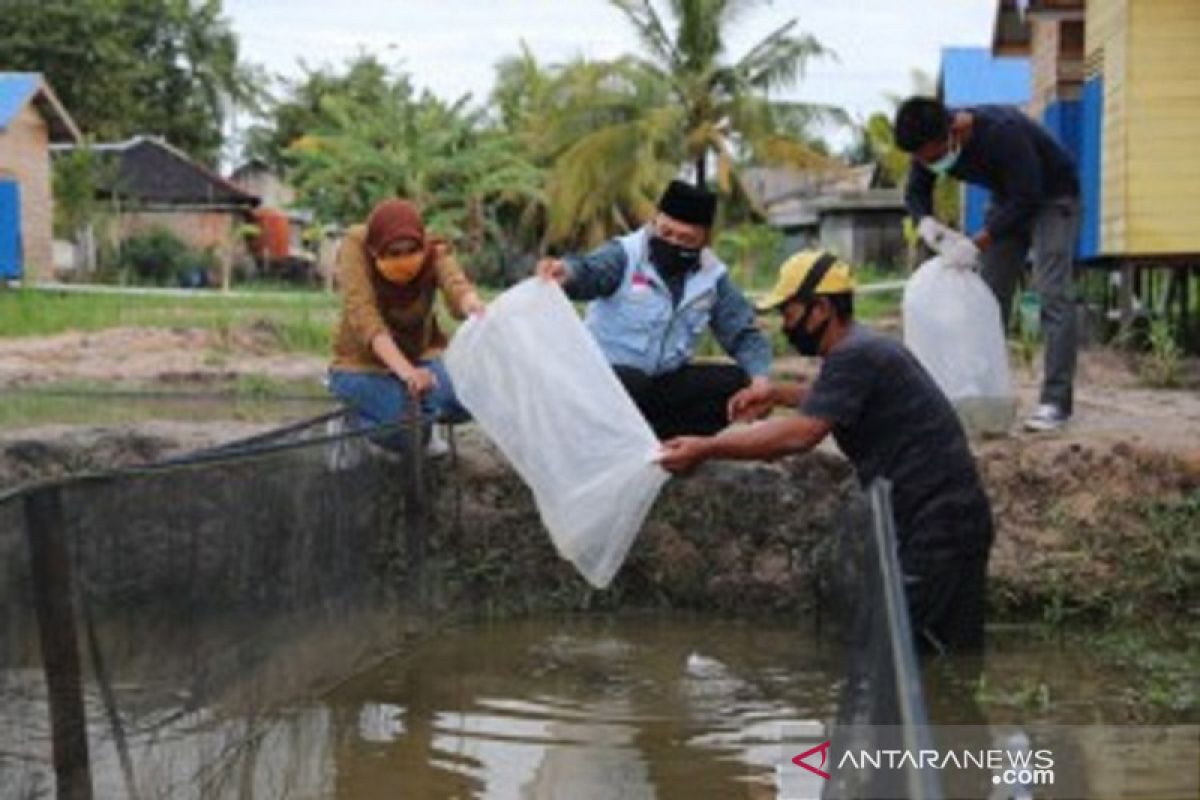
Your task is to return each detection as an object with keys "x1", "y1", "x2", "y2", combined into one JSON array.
[
  {"x1": 0, "y1": 73, "x2": 40, "y2": 130},
  {"x1": 54, "y1": 136, "x2": 258, "y2": 207},
  {"x1": 939, "y1": 47, "x2": 1031, "y2": 107}
]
